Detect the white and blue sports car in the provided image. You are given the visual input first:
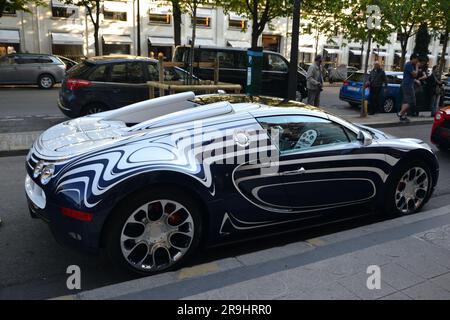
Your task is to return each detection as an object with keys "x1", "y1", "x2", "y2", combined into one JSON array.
[{"x1": 25, "y1": 92, "x2": 439, "y2": 275}]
